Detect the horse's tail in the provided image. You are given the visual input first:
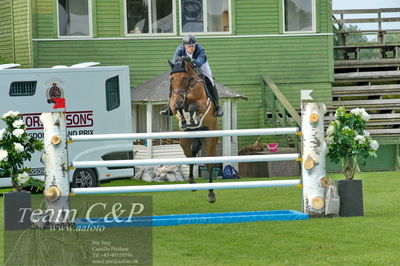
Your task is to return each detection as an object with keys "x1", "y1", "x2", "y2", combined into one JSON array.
[{"x1": 190, "y1": 138, "x2": 202, "y2": 157}]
